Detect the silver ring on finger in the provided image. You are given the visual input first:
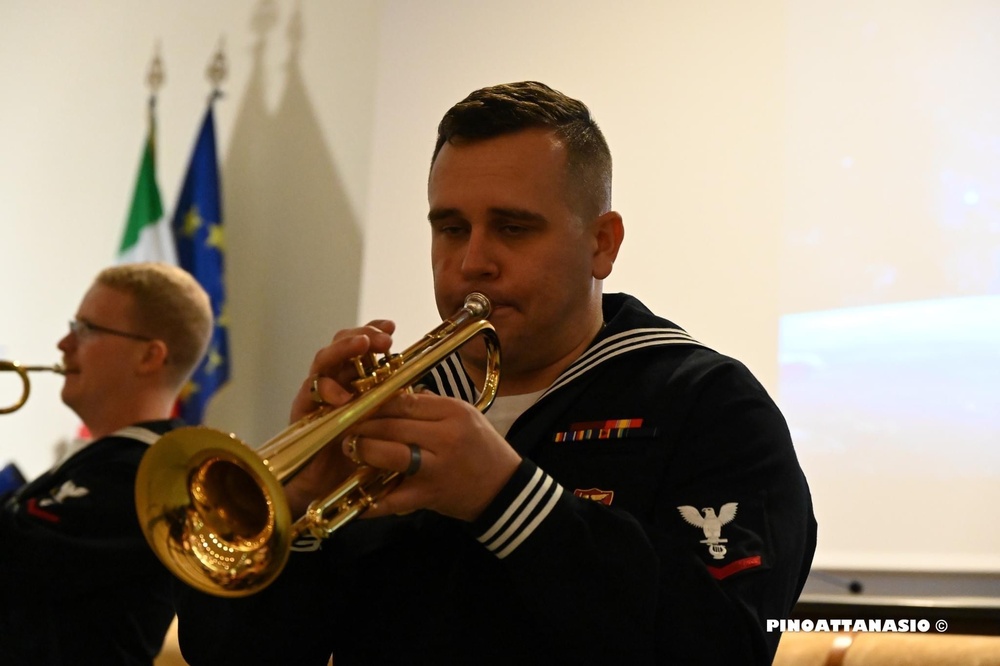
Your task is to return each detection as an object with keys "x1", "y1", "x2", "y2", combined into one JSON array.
[{"x1": 404, "y1": 444, "x2": 422, "y2": 476}]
